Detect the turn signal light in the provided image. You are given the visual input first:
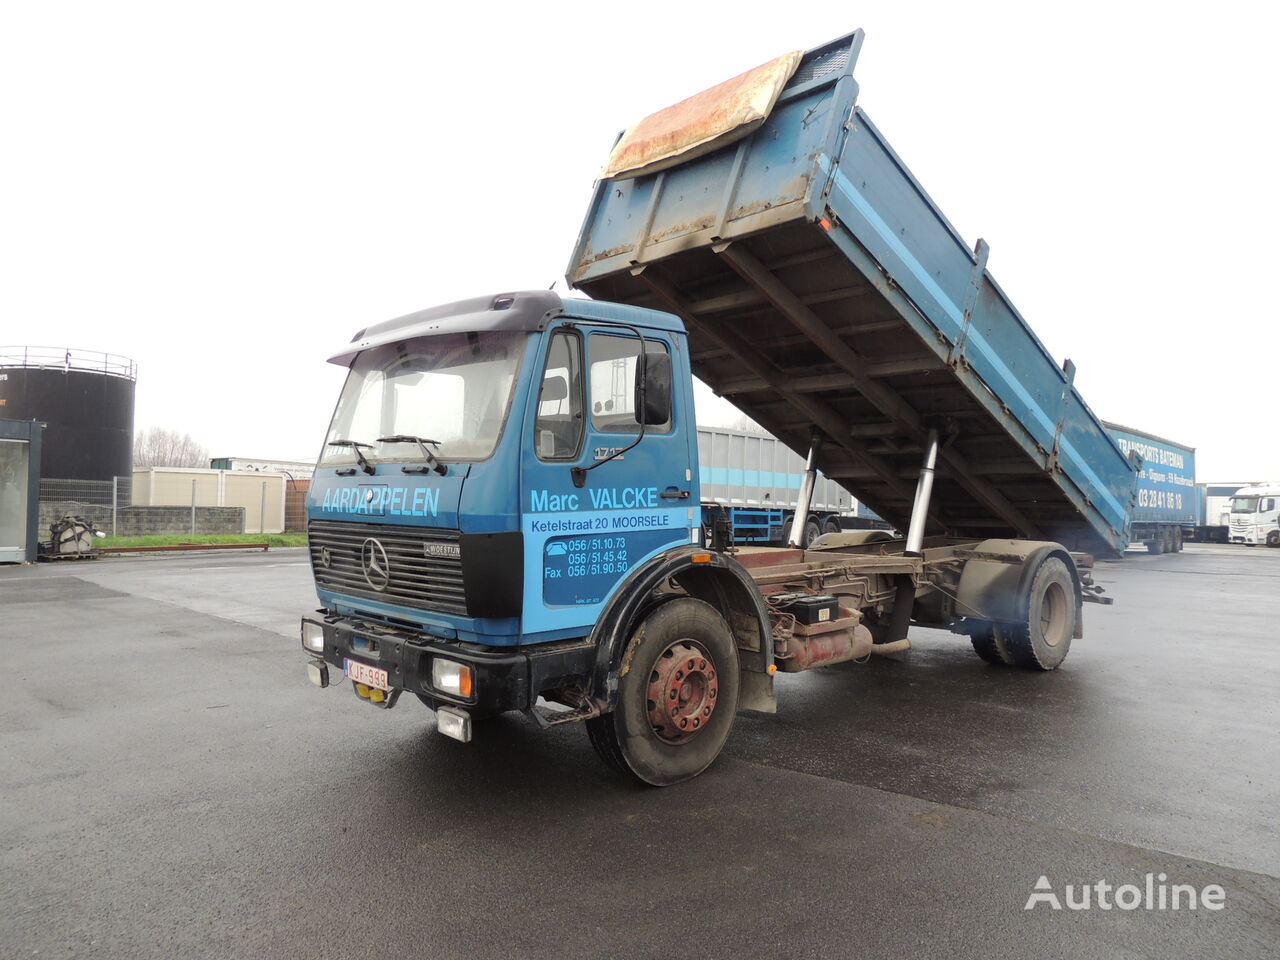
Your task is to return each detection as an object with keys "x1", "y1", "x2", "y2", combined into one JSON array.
[{"x1": 691, "y1": 553, "x2": 712, "y2": 564}]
